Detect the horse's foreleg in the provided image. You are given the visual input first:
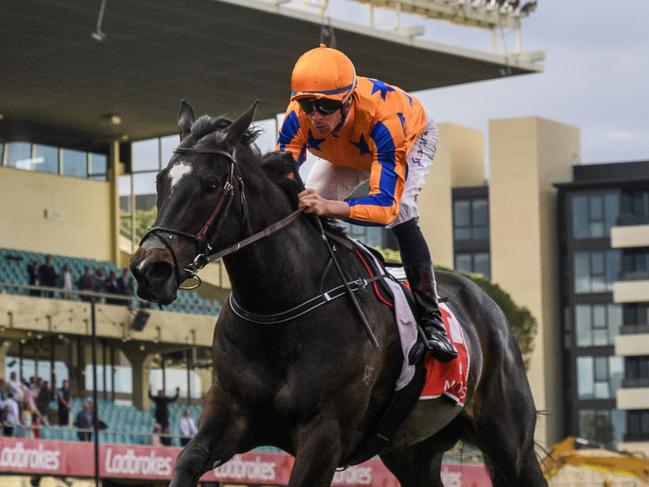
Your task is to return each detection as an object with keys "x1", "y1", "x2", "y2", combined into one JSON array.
[
  {"x1": 288, "y1": 418, "x2": 342, "y2": 487},
  {"x1": 170, "y1": 385, "x2": 249, "y2": 487}
]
